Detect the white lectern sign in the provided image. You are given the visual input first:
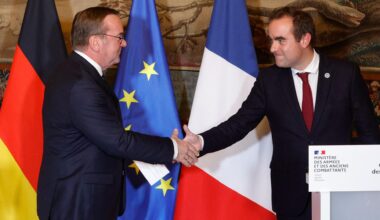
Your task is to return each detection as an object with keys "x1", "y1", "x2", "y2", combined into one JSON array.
[{"x1": 309, "y1": 145, "x2": 380, "y2": 192}]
